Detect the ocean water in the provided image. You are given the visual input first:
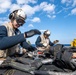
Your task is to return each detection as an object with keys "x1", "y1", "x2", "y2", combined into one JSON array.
[
  {"x1": 63, "y1": 44, "x2": 71, "y2": 46},
  {"x1": 32, "y1": 44, "x2": 71, "y2": 47}
]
